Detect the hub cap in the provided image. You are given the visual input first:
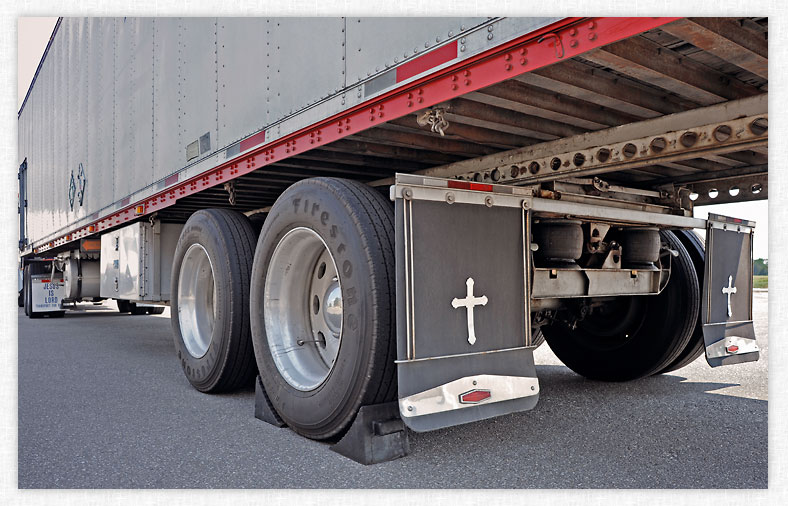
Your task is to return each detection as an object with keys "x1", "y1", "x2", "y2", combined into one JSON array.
[
  {"x1": 264, "y1": 227, "x2": 343, "y2": 391},
  {"x1": 177, "y1": 243, "x2": 217, "y2": 358}
]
